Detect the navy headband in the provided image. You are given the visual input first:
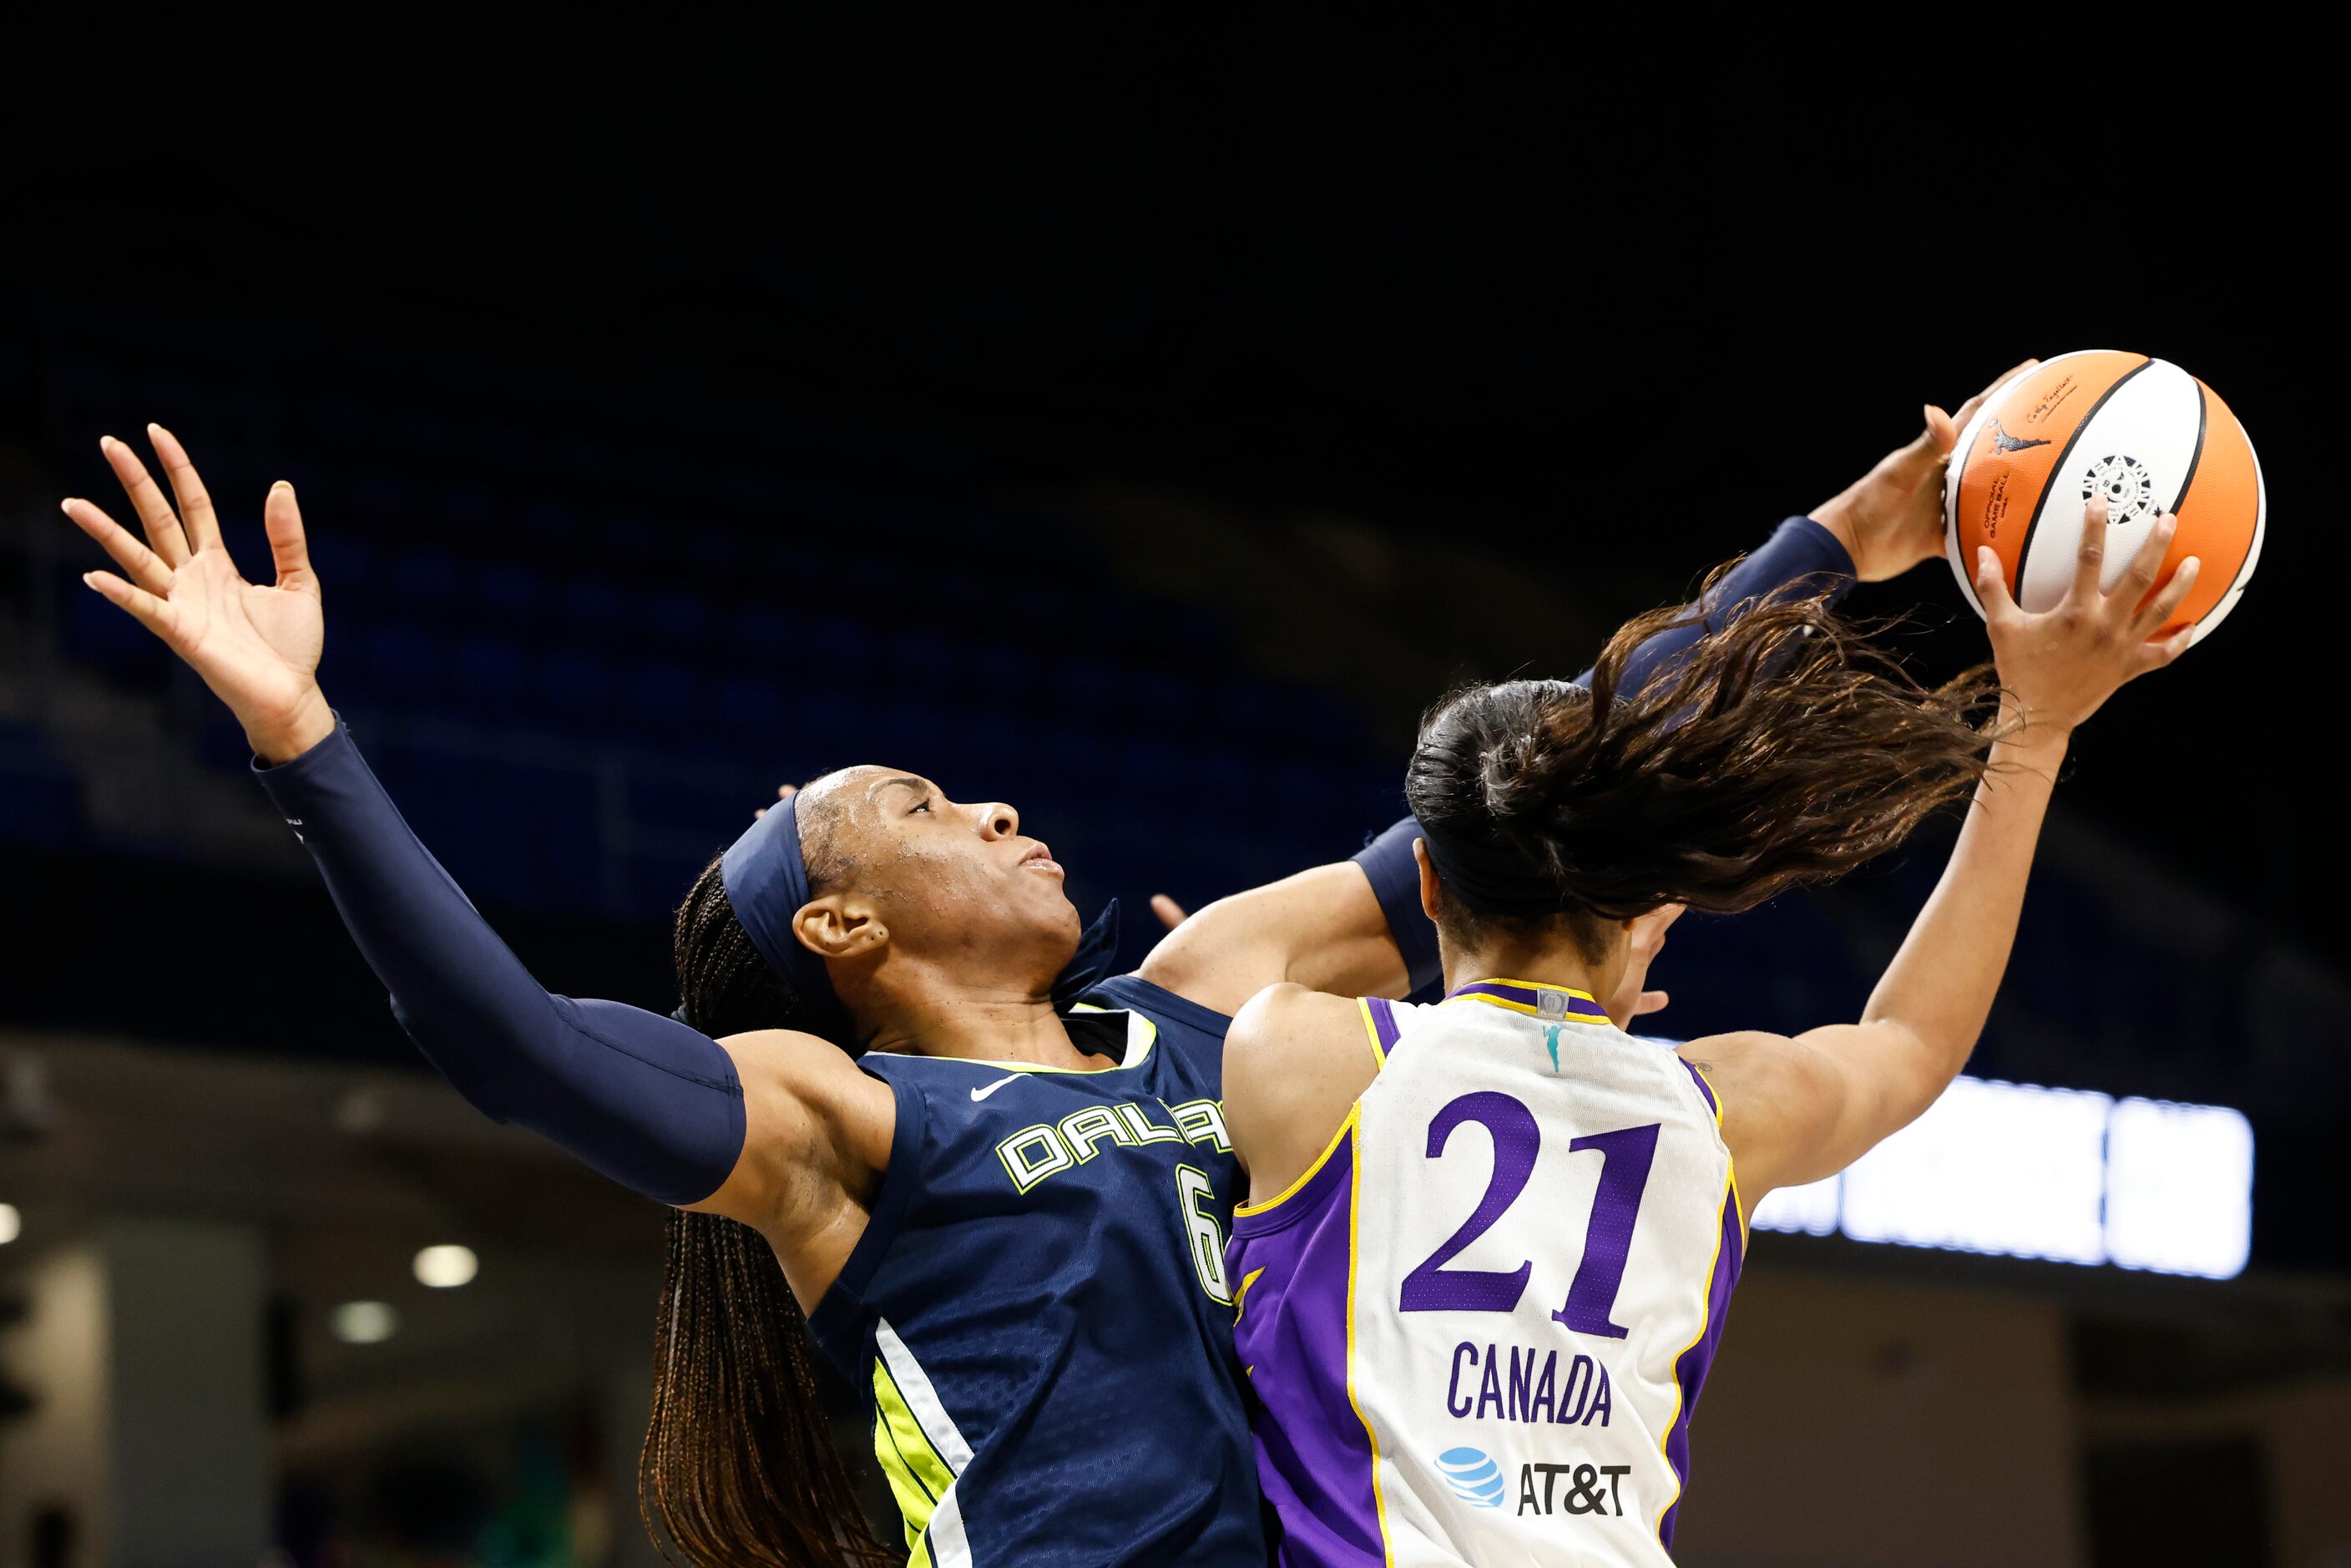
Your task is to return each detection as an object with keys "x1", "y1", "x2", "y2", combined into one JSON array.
[
  {"x1": 721, "y1": 792, "x2": 856, "y2": 1041},
  {"x1": 717, "y1": 792, "x2": 1125, "y2": 1044}
]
